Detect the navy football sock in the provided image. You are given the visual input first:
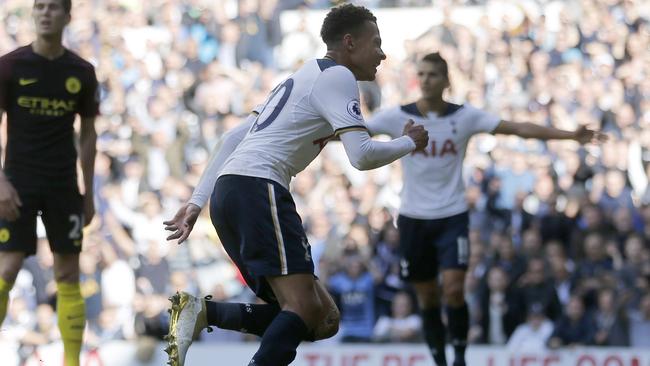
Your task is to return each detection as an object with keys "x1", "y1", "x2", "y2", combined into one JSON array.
[
  {"x1": 205, "y1": 301, "x2": 280, "y2": 337},
  {"x1": 422, "y1": 307, "x2": 447, "y2": 366},
  {"x1": 447, "y1": 303, "x2": 469, "y2": 366},
  {"x1": 249, "y1": 311, "x2": 309, "y2": 366}
]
